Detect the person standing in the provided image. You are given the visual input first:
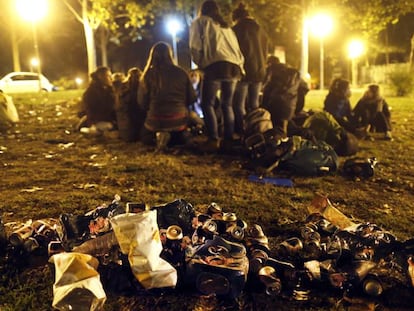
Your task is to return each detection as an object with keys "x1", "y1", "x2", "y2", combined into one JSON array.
[
  {"x1": 190, "y1": 0, "x2": 244, "y2": 152},
  {"x1": 231, "y1": 3, "x2": 268, "y2": 137},
  {"x1": 138, "y1": 42, "x2": 197, "y2": 151}
]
